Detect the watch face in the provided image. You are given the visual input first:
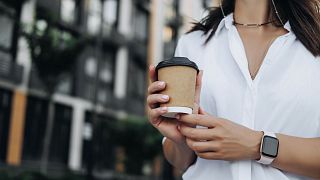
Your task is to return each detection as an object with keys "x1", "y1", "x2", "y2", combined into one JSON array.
[{"x1": 262, "y1": 136, "x2": 279, "y2": 158}]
